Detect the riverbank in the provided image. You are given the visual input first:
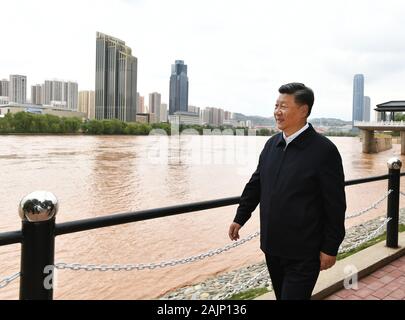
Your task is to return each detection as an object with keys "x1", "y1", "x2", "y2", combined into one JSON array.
[{"x1": 158, "y1": 210, "x2": 405, "y2": 300}]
